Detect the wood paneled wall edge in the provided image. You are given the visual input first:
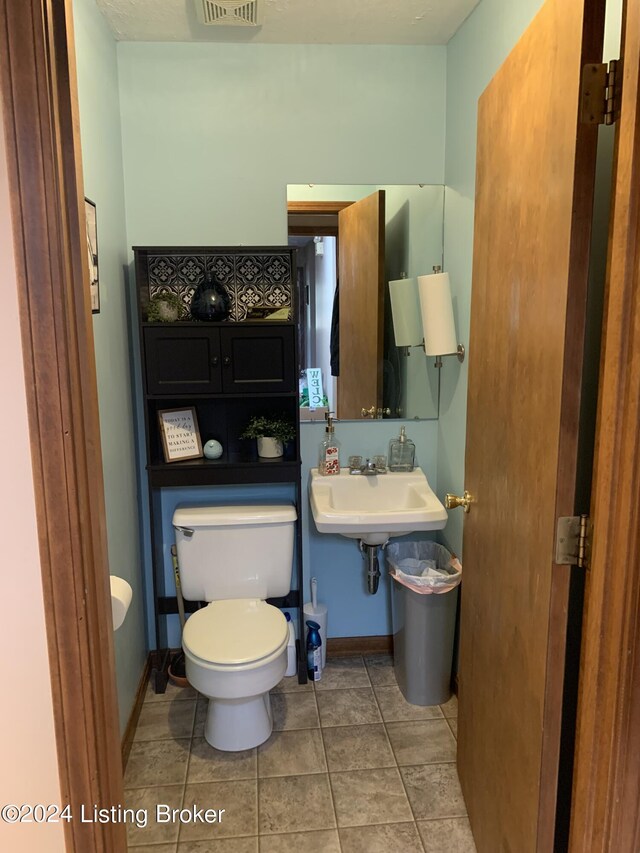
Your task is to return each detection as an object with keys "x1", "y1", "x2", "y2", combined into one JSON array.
[{"x1": 0, "y1": 1, "x2": 126, "y2": 850}]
